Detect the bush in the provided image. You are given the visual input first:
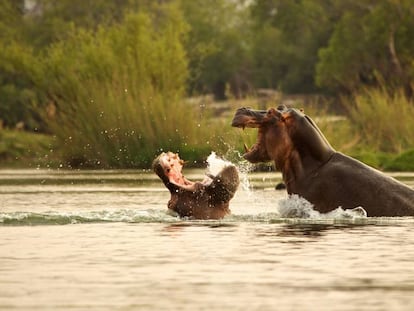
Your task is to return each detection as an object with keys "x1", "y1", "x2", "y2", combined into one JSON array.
[
  {"x1": 0, "y1": 129, "x2": 53, "y2": 166},
  {"x1": 384, "y1": 149, "x2": 414, "y2": 172}
]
